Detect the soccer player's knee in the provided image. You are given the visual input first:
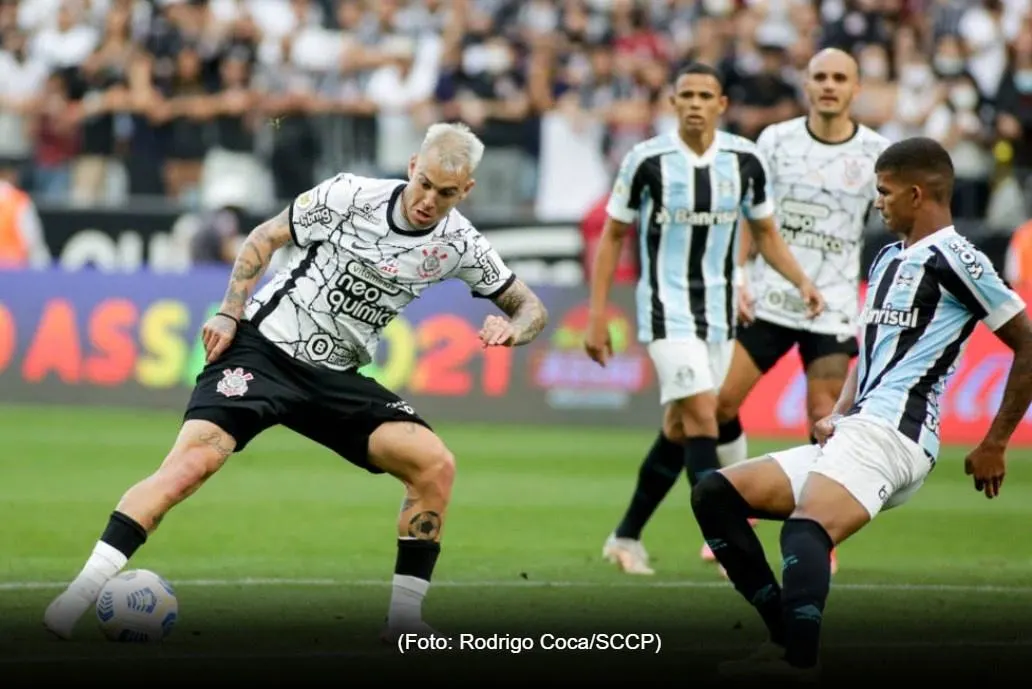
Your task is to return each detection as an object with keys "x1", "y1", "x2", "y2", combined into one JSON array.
[
  {"x1": 715, "y1": 394, "x2": 739, "y2": 425},
  {"x1": 690, "y1": 471, "x2": 732, "y2": 517},
  {"x1": 157, "y1": 448, "x2": 220, "y2": 501},
  {"x1": 678, "y1": 395, "x2": 718, "y2": 436},
  {"x1": 412, "y1": 443, "x2": 456, "y2": 497},
  {"x1": 661, "y1": 414, "x2": 685, "y2": 443}
]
